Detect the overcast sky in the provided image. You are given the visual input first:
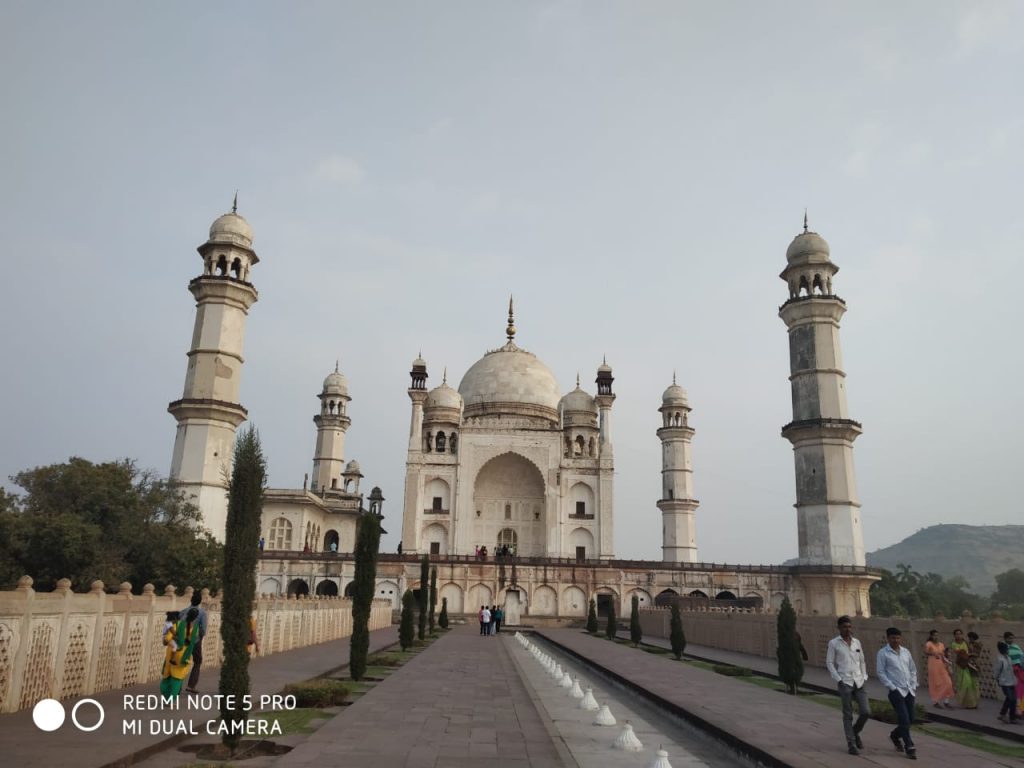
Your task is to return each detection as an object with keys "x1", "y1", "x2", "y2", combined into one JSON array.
[{"x1": 2, "y1": 2, "x2": 1022, "y2": 568}]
